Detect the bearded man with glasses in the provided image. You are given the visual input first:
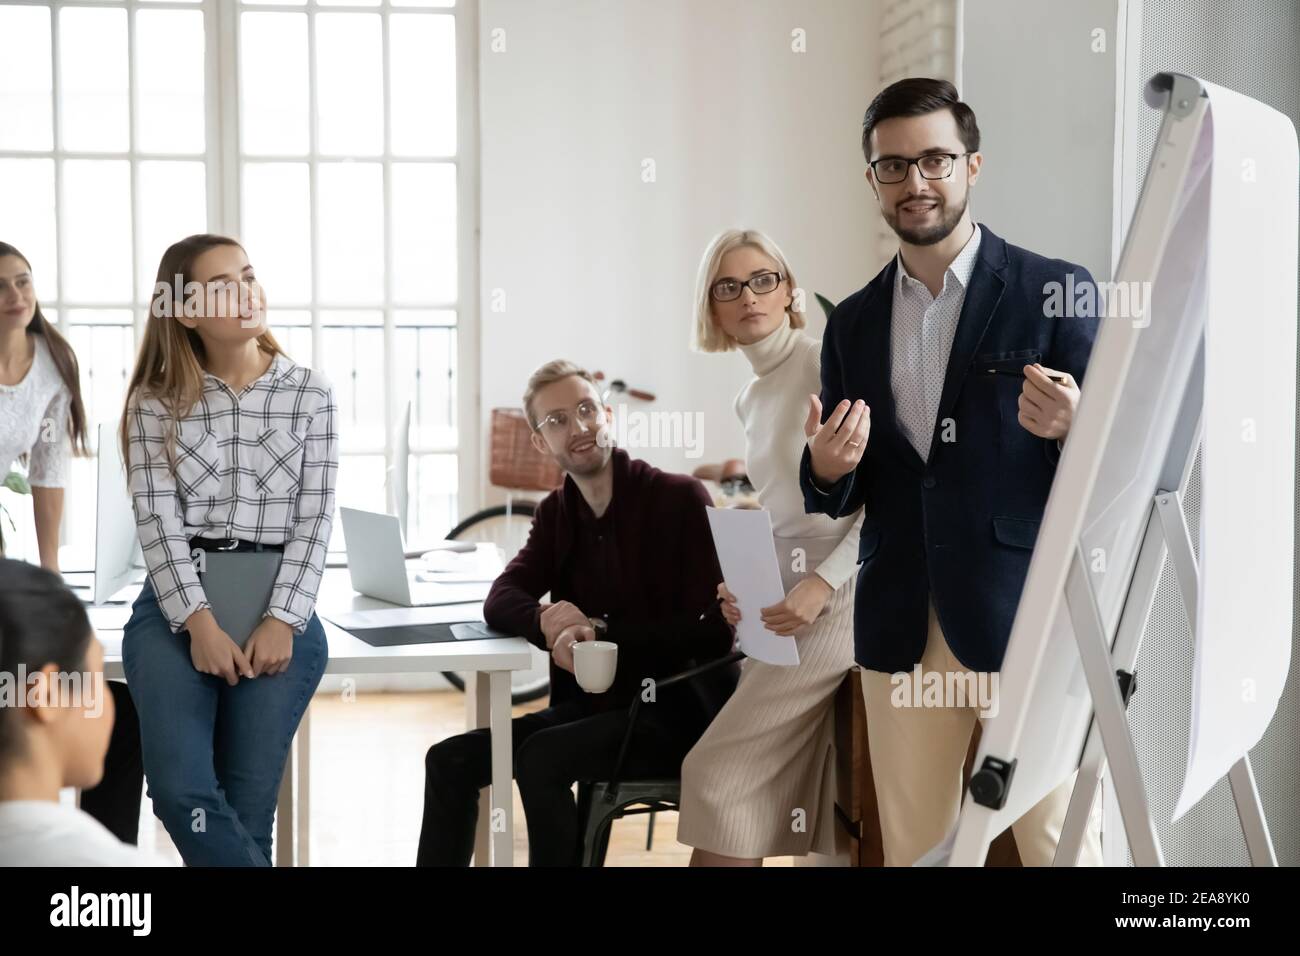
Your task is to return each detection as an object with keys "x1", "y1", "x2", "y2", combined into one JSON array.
[
  {"x1": 800, "y1": 77, "x2": 1105, "y2": 866},
  {"x1": 417, "y1": 359, "x2": 736, "y2": 866}
]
